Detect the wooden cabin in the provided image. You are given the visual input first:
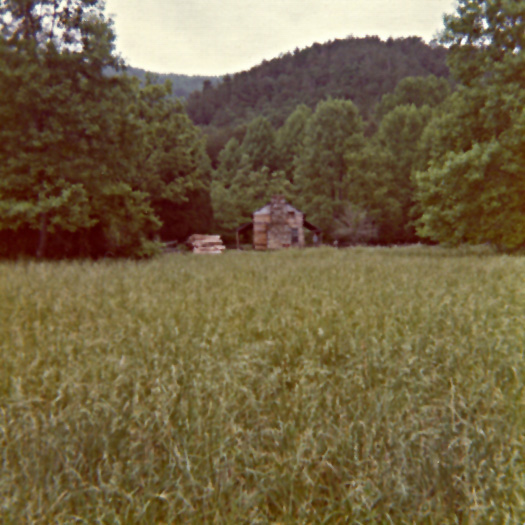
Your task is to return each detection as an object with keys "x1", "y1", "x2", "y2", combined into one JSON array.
[{"x1": 236, "y1": 196, "x2": 321, "y2": 250}]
